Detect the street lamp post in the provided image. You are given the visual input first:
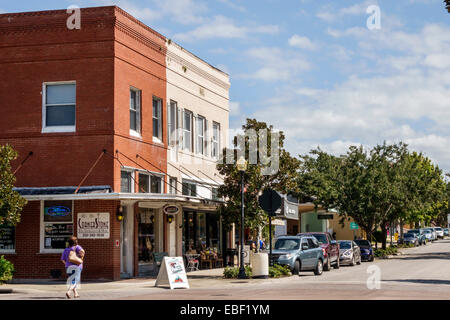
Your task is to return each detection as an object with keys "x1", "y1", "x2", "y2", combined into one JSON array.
[{"x1": 237, "y1": 156, "x2": 248, "y2": 279}]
